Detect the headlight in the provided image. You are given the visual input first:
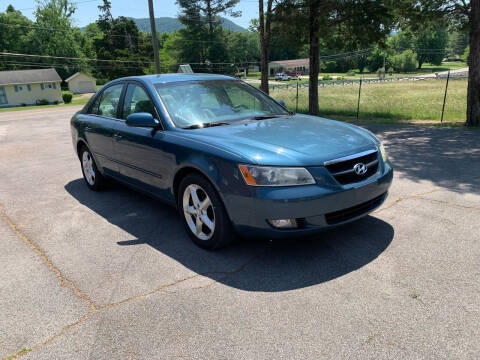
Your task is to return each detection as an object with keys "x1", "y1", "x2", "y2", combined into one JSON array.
[
  {"x1": 238, "y1": 164, "x2": 315, "y2": 186},
  {"x1": 379, "y1": 143, "x2": 388, "y2": 162}
]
